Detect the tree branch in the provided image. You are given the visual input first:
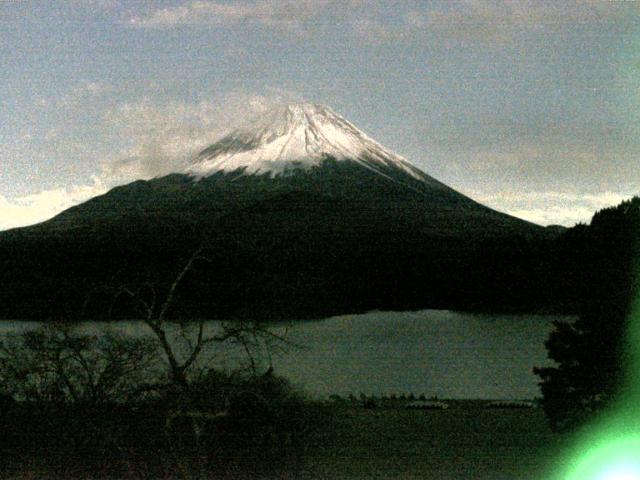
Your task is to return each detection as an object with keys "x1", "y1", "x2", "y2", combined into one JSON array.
[{"x1": 157, "y1": 246, "x2": 209, "y2": 324}]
